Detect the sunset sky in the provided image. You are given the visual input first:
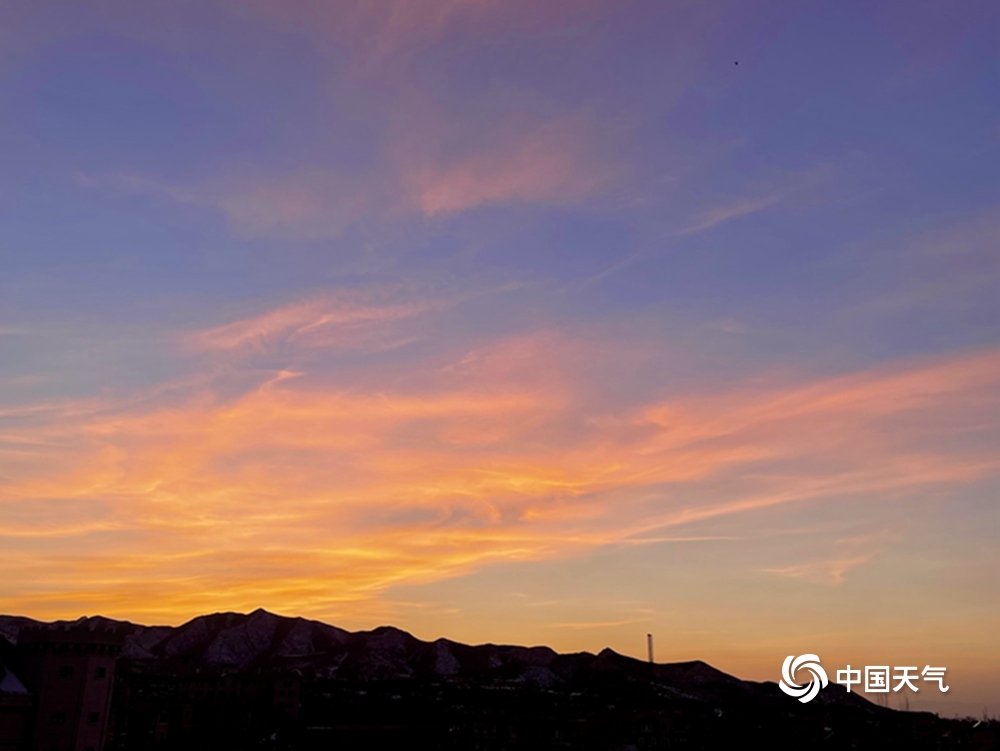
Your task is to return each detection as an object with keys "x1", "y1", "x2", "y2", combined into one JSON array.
[{"x1": 1, "y1": 0, "x2": 998, "y2": 716}]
